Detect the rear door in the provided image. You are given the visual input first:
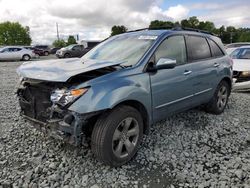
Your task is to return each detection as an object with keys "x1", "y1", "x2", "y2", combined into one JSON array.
[
  {"x1": 185, "y1": 35, "x2": 221, "y2": 104},
  {"x1": 150, "y1": 35, "x2": 197, "y2": 122}
]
